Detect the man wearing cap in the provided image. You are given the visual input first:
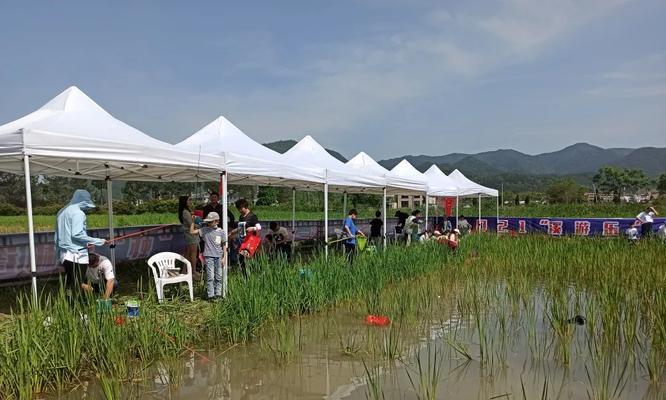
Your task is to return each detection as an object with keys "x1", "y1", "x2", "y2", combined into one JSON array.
[{"x1": 636, "y1": 206, "x2": 658, "y2": 237}]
